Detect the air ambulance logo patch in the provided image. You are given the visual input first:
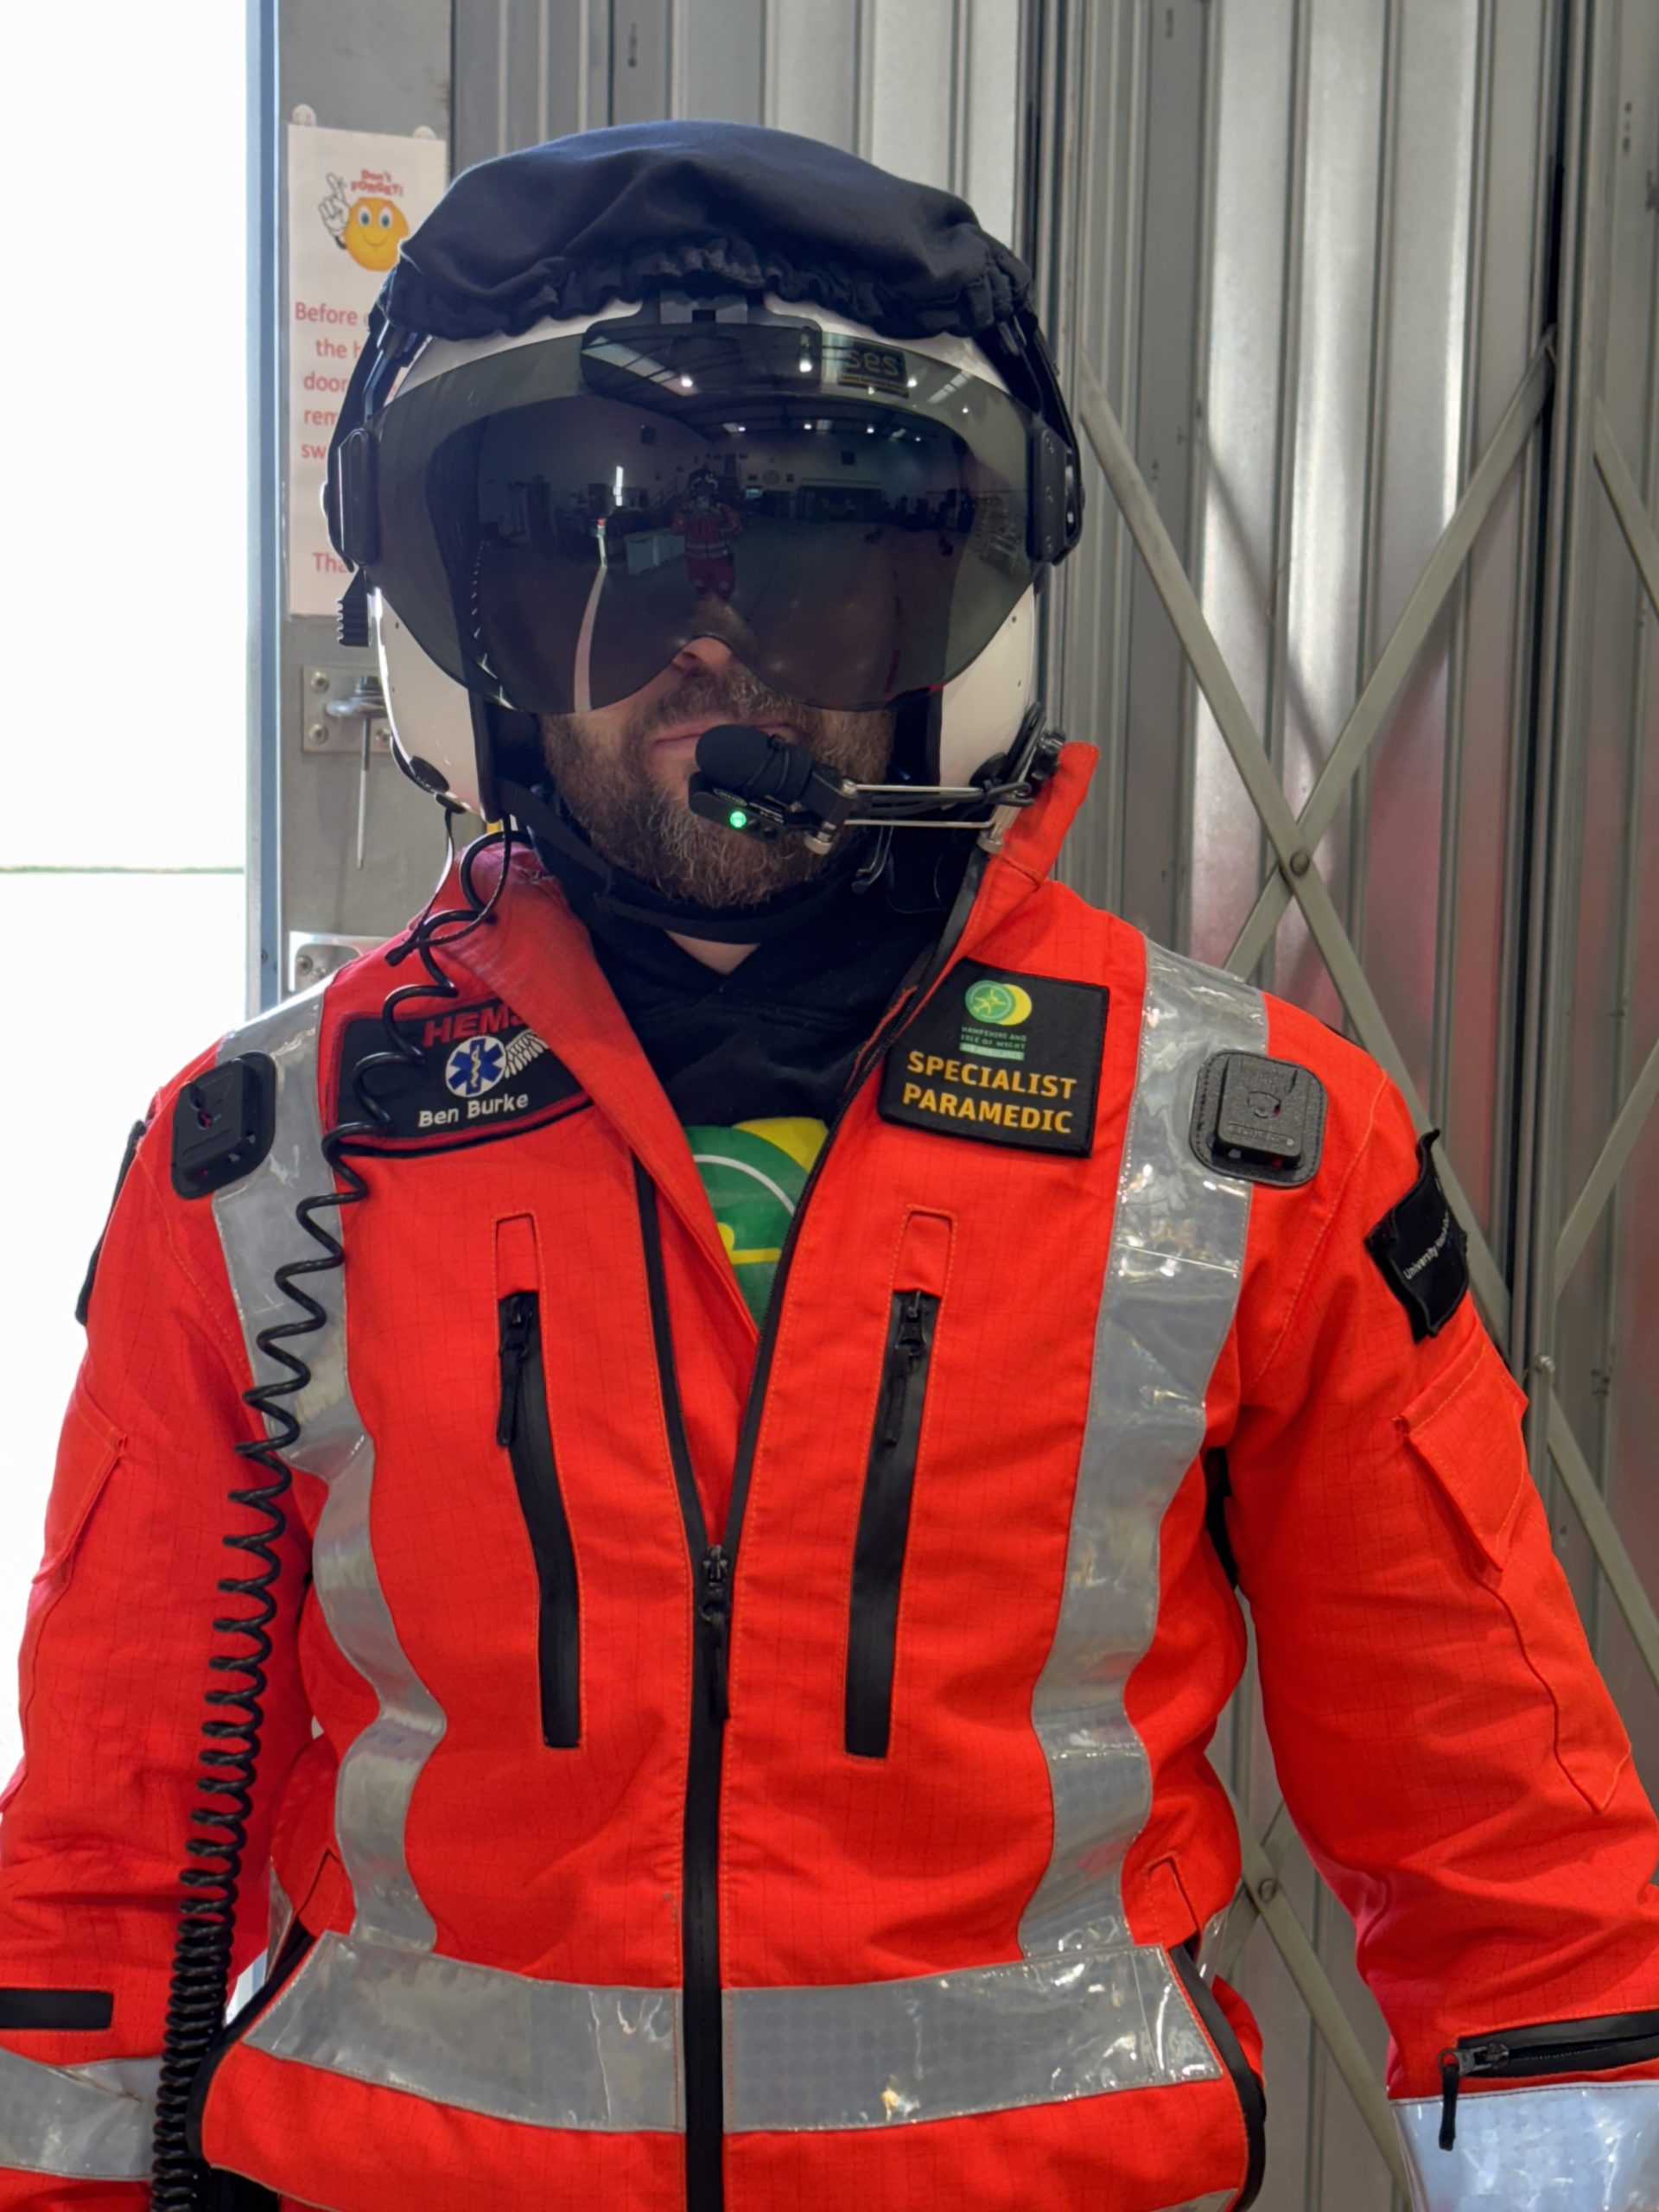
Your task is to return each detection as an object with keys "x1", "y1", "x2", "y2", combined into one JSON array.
[
  {"x1": 1365, "y1": 1133, "x2": 1470, "y2": 1341},
  {"x1": 878, "y1": 963, "x2": 1106, "y2": 1156},
  {"x1": 333, "y1": 997, "x2": 585, "y2": 1153}
]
